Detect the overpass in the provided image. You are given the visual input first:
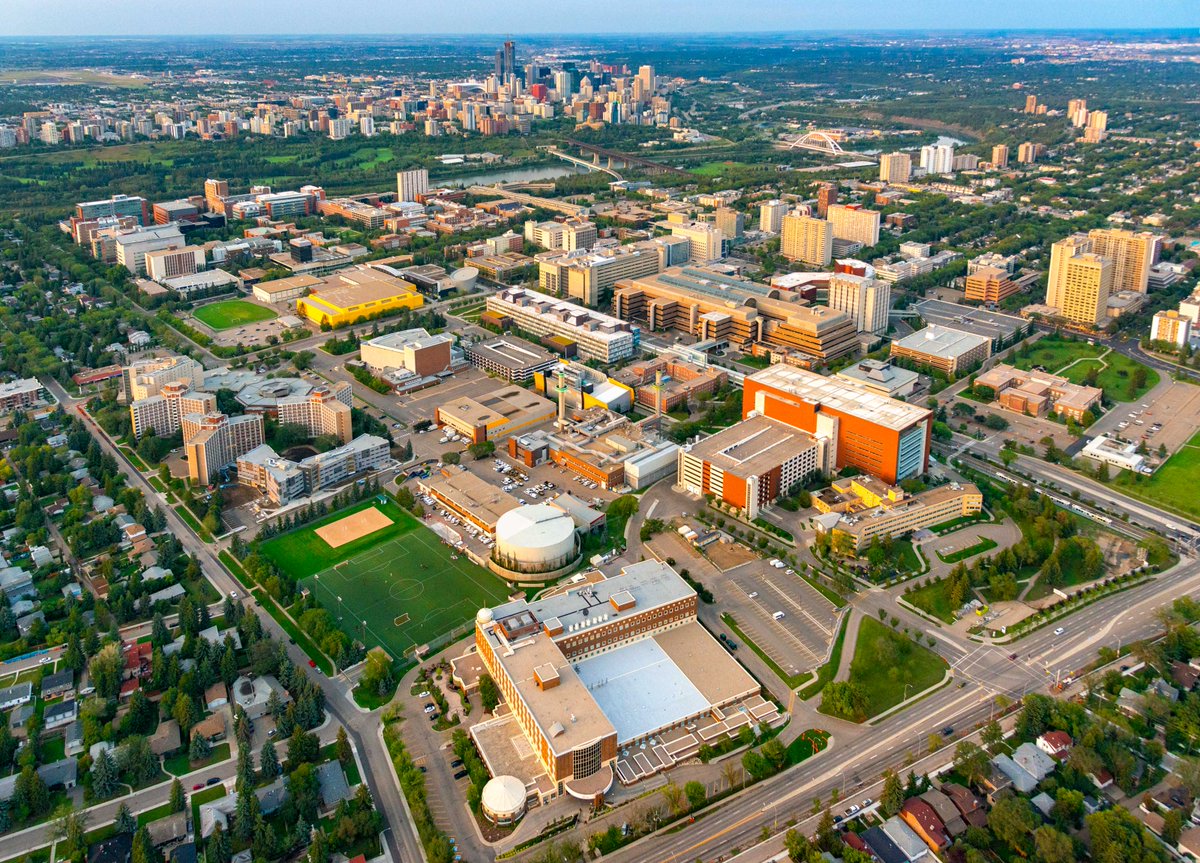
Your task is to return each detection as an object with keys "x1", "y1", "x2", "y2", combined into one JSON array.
[{"x1": 564, "y1": 138, "x2": 692, "y2": 177}]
